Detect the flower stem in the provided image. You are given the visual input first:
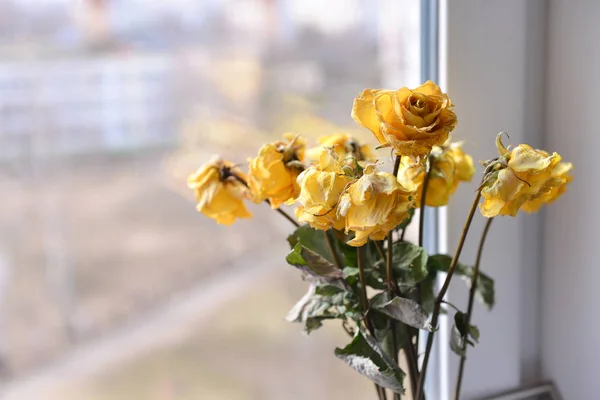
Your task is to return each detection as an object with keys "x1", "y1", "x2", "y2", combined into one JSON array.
[
  {"x1": 357, "y1": 246, "x2": 386, "y2": 400},
  {"x1": 390, "y1": 156, "x2": 420, "y2": 398},
  {"x1": 374, "y1": 240, "x2": 386, "y2": 261},
  {"x1": 386, "y1": 155, "x2": 402, "y2": 294},
  {"x1": 418, "y1": 159, "x2": 432, "y2": 248},
  {"x1": 387, "y1": 156, "x2": 403, "y2": 400},
  {"x1": 403, "y1": 326, "x2": 420, "y2": 397},
  {"x1": 415, "y1": 158, "x2": 432, "y2": 359},
  {"x1": 392, "y1": 154, "x2": 402, "y2": 177},
  {"x1": 325, "y1": 229, "x2": 343, "y2": 270},
  {"x1": 274, "y1": 205, "x2": 300, "y2": 227},
  {"x1": 385, "y1": 234, "x2": 397, "y2": 295},
  {"x1": 389, "y1": 158, "x2": 420, "y2": 397},
  {"x1": 357, "y1": 246, "x2": 370, "y2": 317},
  {"x1": 453, "y1": 217, "x2": 494, "y2": 400},
  {"x1": 374, "y1": 240, "x2": 419, "y2": 397},
  {"x1": 415, "y1": 191, "x2": 482, "y2": 400}
]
